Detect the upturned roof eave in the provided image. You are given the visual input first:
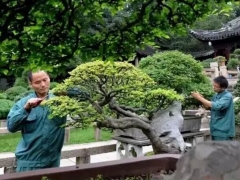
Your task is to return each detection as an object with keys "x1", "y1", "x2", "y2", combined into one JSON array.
[{"x1": 190, "y1": 25, "x2": 240, "y2": 42}]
